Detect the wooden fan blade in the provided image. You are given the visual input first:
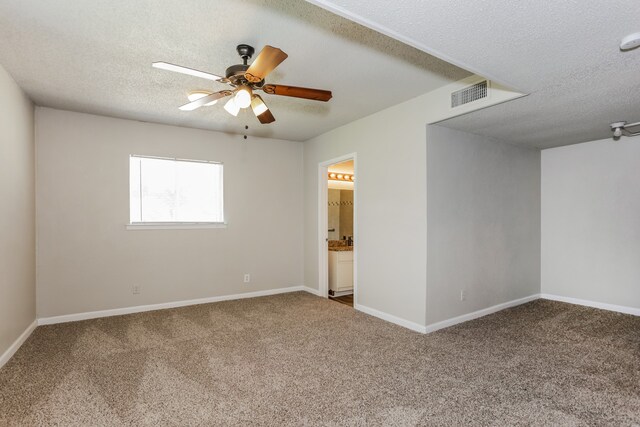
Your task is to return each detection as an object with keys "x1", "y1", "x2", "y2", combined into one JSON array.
[
  {"x1": 152, "y1": 62, "x2": 223, "y2": 81},
  {"x1": 178, "y1": 91, "x2": 231, "y2": 111},
  {"x1": 244, "y1": 46, "x2": 288, "y2": 83},
  {"x1": 257, "y1": 109, "x2": 275, "y2": 124},
  {"x1": 262, "y1": 84, "x2": 332, "y2": 102}
]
